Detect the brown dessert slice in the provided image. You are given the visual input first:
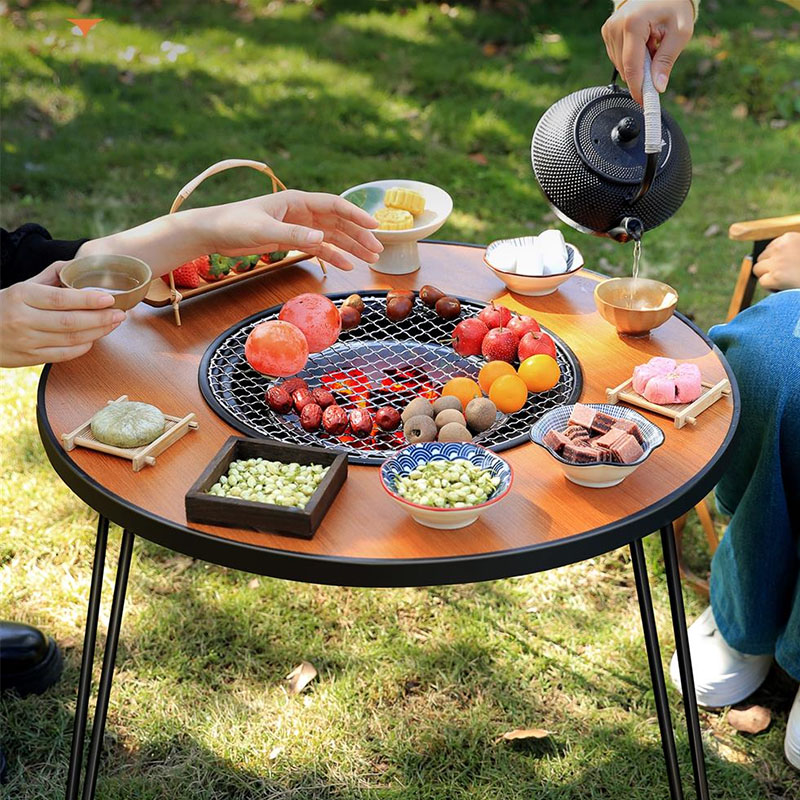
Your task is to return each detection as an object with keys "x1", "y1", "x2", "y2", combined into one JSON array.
[
  {"x1": 590, "y1": 411, "x2": 617, "y2": 435},
  {"x1": 562, "y1": 443, "x2": 599, "y2": 463},
  {"x1": 612, "y1": 418, "x2": 643, "y2": 444},
  {"x1": 543, "y1": 429, "x2": 571, "y2": 453},
  {"x1": 568, "y1": 403, "x2": 596, "y2": 430},
  {"x1": 564, "y1": 424, "x2": 591, "y2": 442},
  {"x1": 594, "y1": 427, "x2": 628, "y2": 450},
  {"x1": 608, "y1": 432, "x2": 644, "y2": 464}
]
